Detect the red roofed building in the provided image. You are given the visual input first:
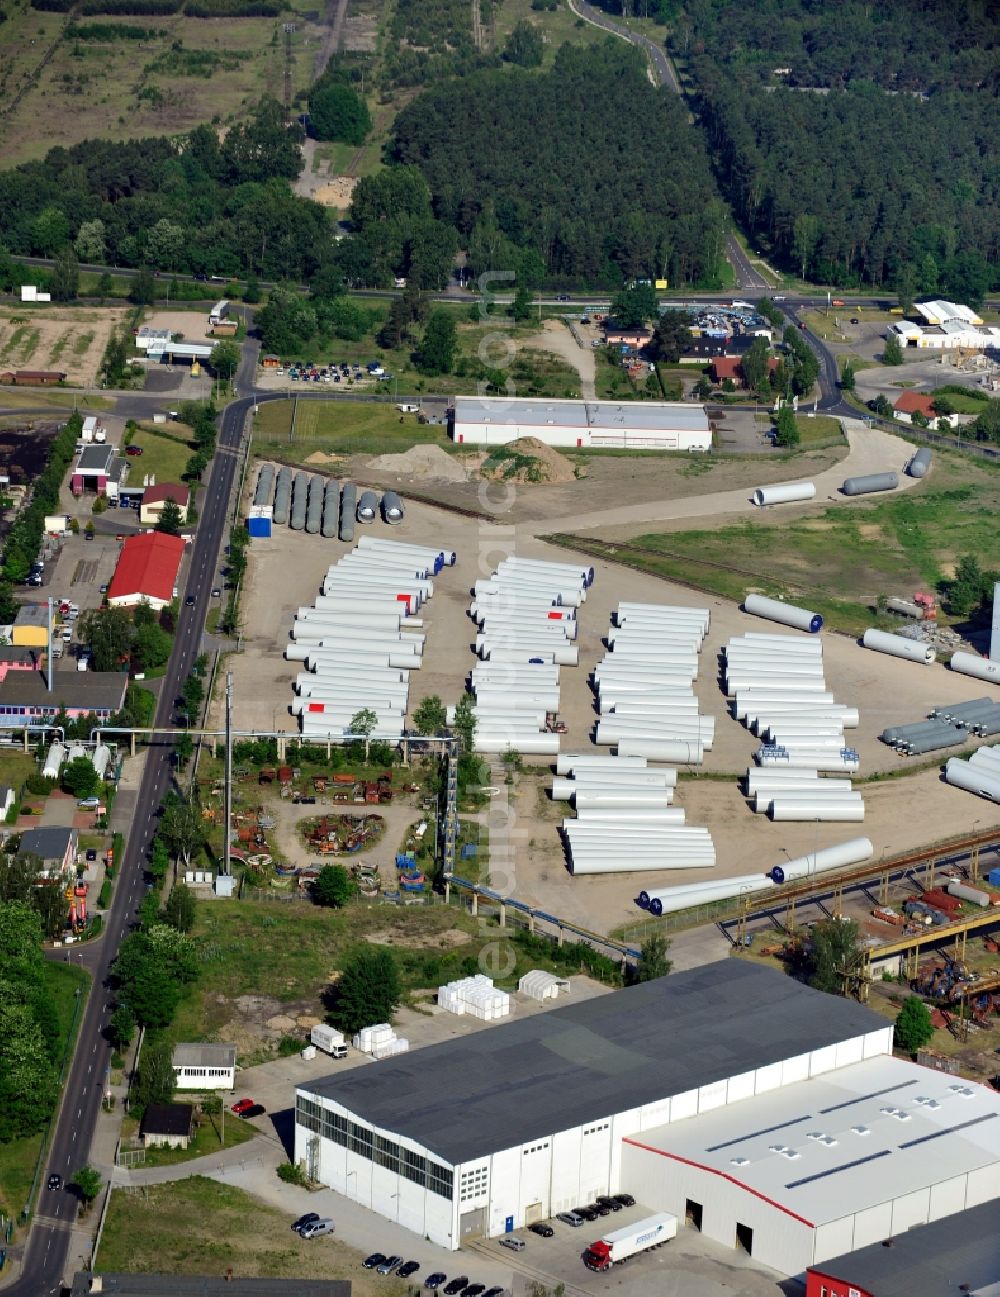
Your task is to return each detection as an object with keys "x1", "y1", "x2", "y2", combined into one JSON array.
[
  {"x1": 710, "y1": 355, "x2": 780, "y2": 388},
  {"x1": 139, "y1": 482, "x2": 190, "y2": 527},
  {"x1": 893, "y1": 390, "x2": 937, "y2": 423},
  {"x1": 107, "y1": 532, "x2": 185, "y2": 611}
]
